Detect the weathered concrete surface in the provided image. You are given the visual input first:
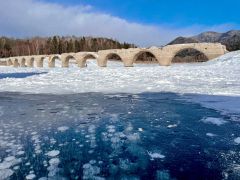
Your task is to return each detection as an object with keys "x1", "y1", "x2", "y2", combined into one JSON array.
[
  {"x1": 0, "y1": 59, "x2": 7, "y2": 66},
  {"x1": 0, "y1": 43, "x2": 227, "y2": 68}
]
